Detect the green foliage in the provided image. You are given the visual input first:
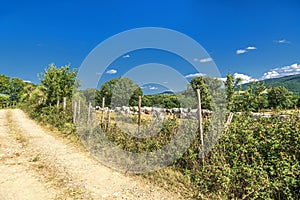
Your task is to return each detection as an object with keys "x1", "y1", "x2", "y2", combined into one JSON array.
[
  {"x1": 0, "y1": 74, "x2": 11, "y2": 95},
  {"x1": 190, "y1": 77, "x2": 212, "y2": 109},
  {"x1": 10, "y1": 78, "x2": 25, "y2": 103},
  {"x1": 0, "y1": 94, "x2": 10, "y2": 105},
  {"x1": 80, "y1": 88, "x2": 96, "y2": 106},
  {"x1": 234, "y1": 83, "x2": 268, "y2": 112},
  {"x1": 110, "y1": 77, "x2": 142, "y2": 107},
  {"x1": 39, "y1": 64, "x2": 77, "y2": 106},
  {"x1": 0, "y1": 74, "x2": 26, "y2": 105},
  {"x1": 175, "y1": 114, "x2": 300, "y2": 199},
  {"x1": 142, "y1": 94, "x2": 180, "y2": 109},
  {"x1": 267, "y1": 86, "x2": 294, "y2": 109},
  {"x1": 95, "y1": 78, "x2": 118, "y2": 107},
  {"x1": 96, "y1": 77, "x2": 142, "y2": 107},
  {"x1": 225, "y1": 73, "x2": 269, "y2": 112},
  {"x1": 225, "y1": 73, "x2": 235, "y2": 111},
  {"x1": 20, "y1": 64, "x2": 77, "y2": 135}
]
